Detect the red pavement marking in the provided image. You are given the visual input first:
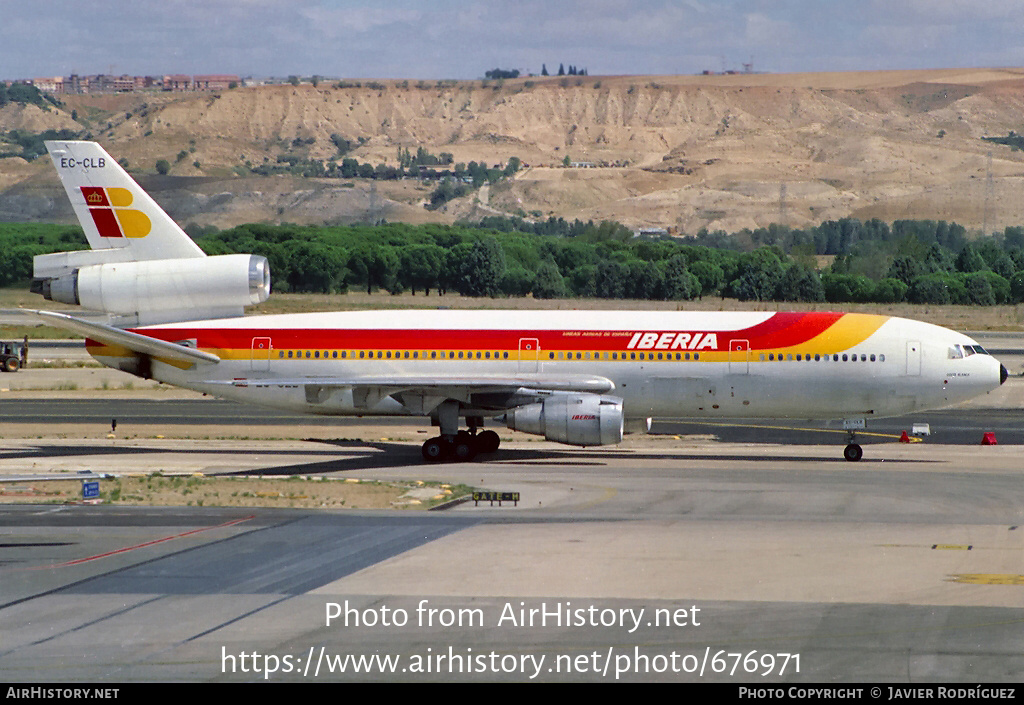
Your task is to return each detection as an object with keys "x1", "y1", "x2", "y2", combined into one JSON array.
[{"x1": 26, "y1": 515, "x2": 255, "y2": 570}]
